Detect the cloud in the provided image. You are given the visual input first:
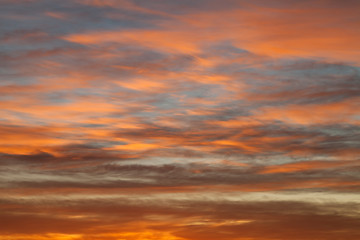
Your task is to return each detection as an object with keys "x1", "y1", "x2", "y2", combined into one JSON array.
[
  {"x1": 1, "y1": 197, "x2": 360, "y2": 240},
  {"x1": 1, "y1": 0, "x2": 359, "y2": 239}
]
